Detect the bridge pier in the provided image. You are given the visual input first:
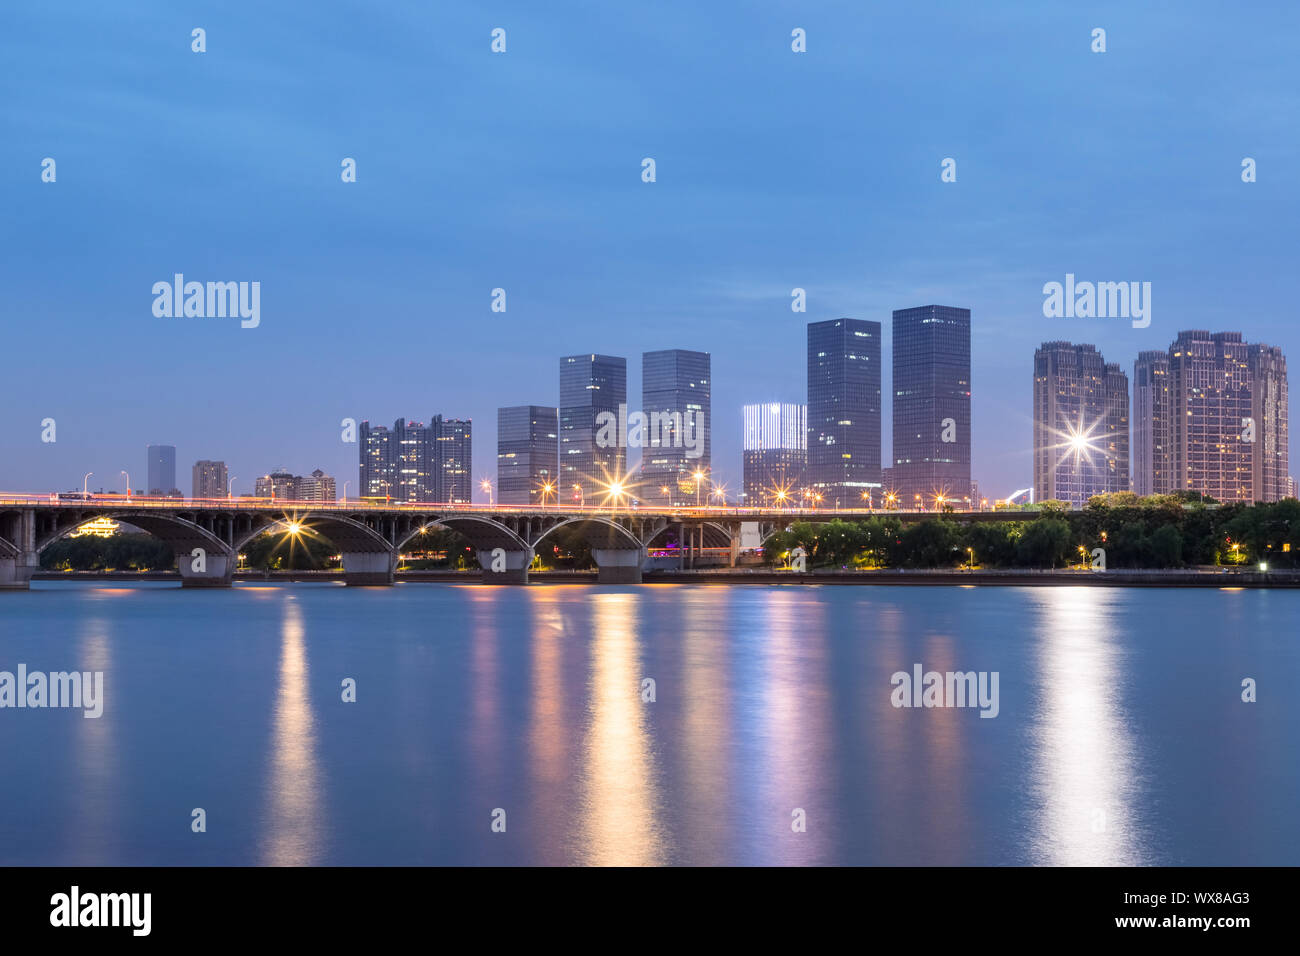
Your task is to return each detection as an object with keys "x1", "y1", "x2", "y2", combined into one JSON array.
[
  {"x1": 477, "y1": 548, "x2": 532, "y2": 585},
  {"x1": 0, "y1": 555, "x2": 37, "y2": 590},
  {"x1": 593, "y1": 548, "x2": 643, "y2": 584},
  {"x1": 341, "y1": 551, "x2": 397, "y2": 586},
  {"x1": 177, "y1": 550, "x2": 235, "y2": 588}
]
